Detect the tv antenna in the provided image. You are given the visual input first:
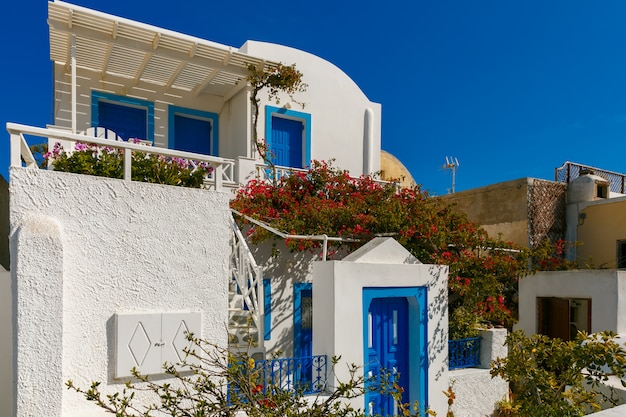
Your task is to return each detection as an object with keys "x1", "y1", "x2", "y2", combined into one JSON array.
[{"x1": 443, "y1": 156, "x2": 460, "y2": 193}]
